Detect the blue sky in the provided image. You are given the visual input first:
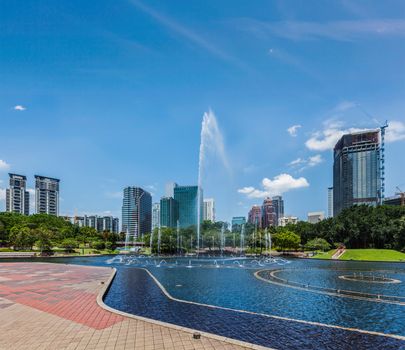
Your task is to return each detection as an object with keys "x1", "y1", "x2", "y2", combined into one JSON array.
[{"x1": 1, "y1": 0, "x2": 405, "y2": 222}]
